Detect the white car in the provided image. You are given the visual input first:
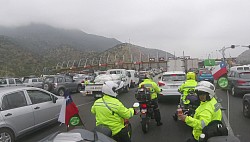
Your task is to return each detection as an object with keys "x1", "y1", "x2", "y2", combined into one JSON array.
[
  {"x1": 0, "y1": 86, "x2": 64, "y2": 141},
  {"x1": 23, "y1": 78, "x2": 43, "y2": 88},
  {"x1": 158, "y1": 71, "x2": 186, "y2": 99}
]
